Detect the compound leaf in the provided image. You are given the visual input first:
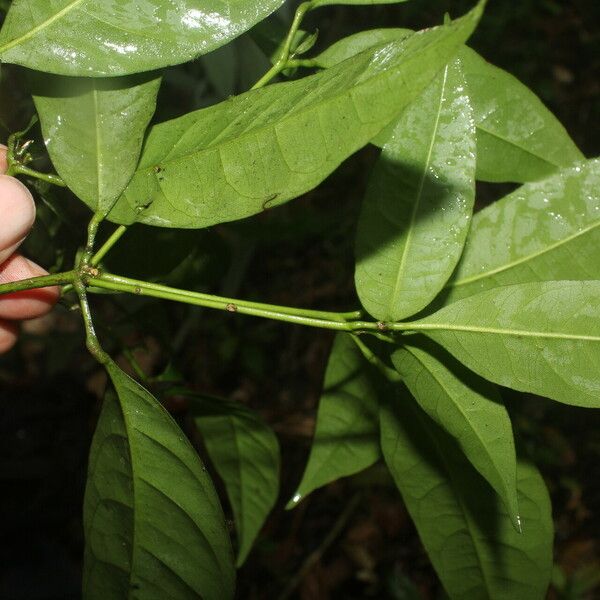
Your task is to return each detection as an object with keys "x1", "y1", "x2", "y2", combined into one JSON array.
[
  {"x1": 355, "y1": 59, "x2": 476, "y2": 321},
  {"x1": 33, "y1": 74, "x2": 161, "y2": 216},
  {"x1": 410, "y1": 281, "x2": 600, "y2": 408},
  {"x1": 109, "y1": 1, "x2": 486, "y2": 228},
  {"x1": 392, "y1": 341, "x2": 519, "y2": 528},
  {"x1": 381, "y1": 392, "x2": 553, "y2": 599},
  {"x1": 288, "y1": 333, "x2": 381, "y2": 508},
  {"x1": 191, "y1": 396, "x2": 280, "y2": 567},
  {"x1": 0, "y1": 0, "x2": 284, "y2": 77},
  {"x1": 83, "y1": 361, "x2": 234, "y2": 599},
  {"x1": 444, "y1": 159, "x2": 600, "y2": 303}
]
